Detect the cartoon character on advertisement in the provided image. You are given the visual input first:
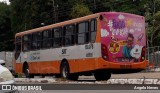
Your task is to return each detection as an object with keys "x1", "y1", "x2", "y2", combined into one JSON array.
[{"x1": 108, "y1": 36, "x2": 120, "y2": 54}]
